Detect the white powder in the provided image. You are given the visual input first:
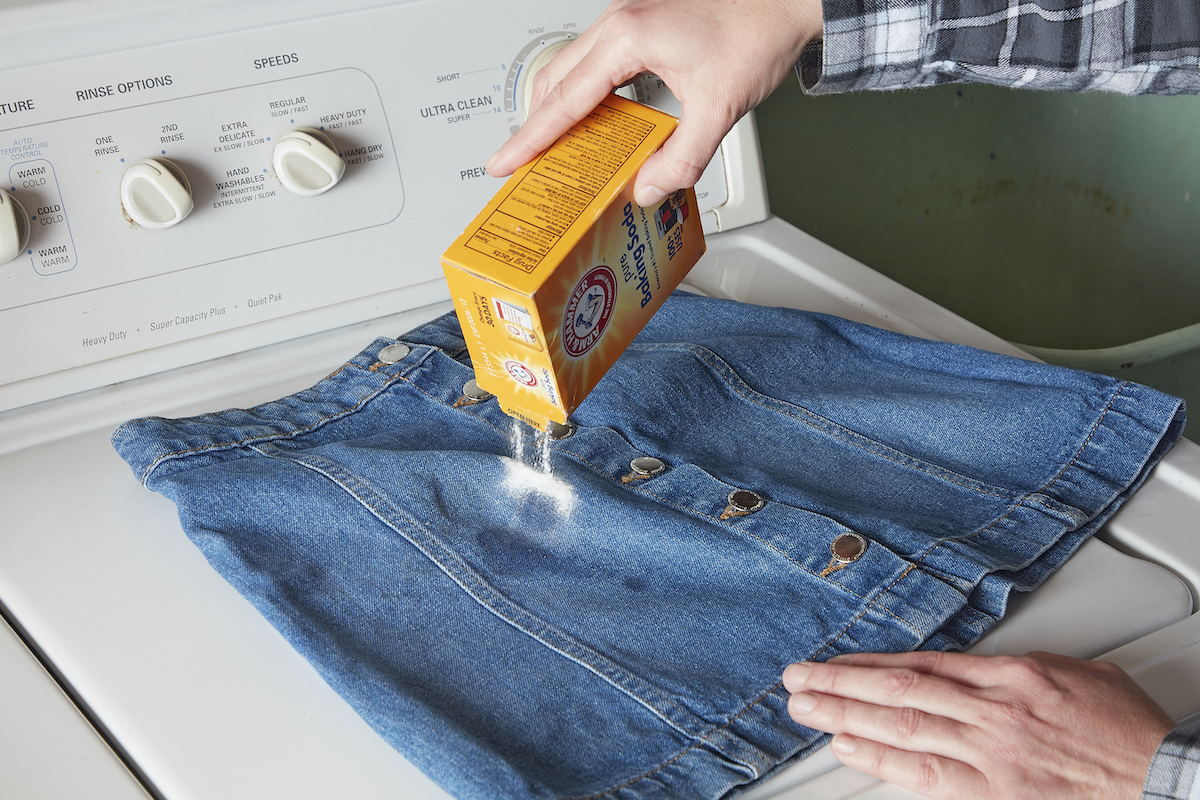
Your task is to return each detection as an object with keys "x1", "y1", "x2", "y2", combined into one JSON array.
[
  {"x1": 511, "y1": 417, "x2": 525, "y2": 463},
  {"x1": 503, "y1": 418, "x2": 577, "y2": 517},
  {"x1": 537, "y1": 425, "x2": 552, "y2": 473},
  {"x1": 500, "y1": 457, "x2": 578, "y2": 517}
]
